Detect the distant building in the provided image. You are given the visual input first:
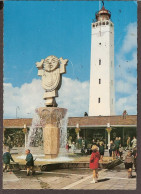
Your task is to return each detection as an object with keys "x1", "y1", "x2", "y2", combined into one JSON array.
[
  {"x1": 3, "y1": 115, "x2": 136, "y2": 148},
  {"x1": 89, "y1": 5, "x2": 115, "y2": 116}
]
